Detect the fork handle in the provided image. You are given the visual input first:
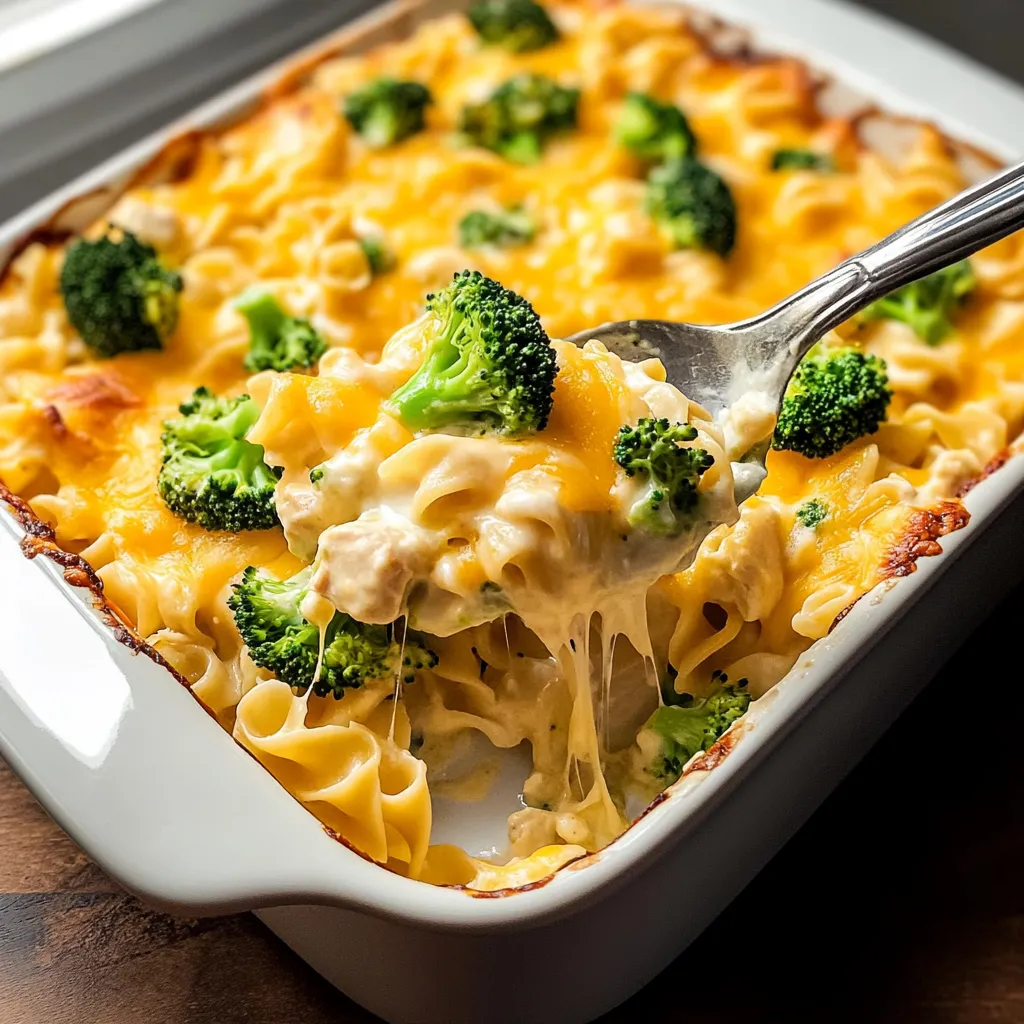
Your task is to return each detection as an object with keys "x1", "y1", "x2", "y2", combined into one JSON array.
[{"x1": 759, "y1": 156, "x2": 1024, "y2": 376}]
